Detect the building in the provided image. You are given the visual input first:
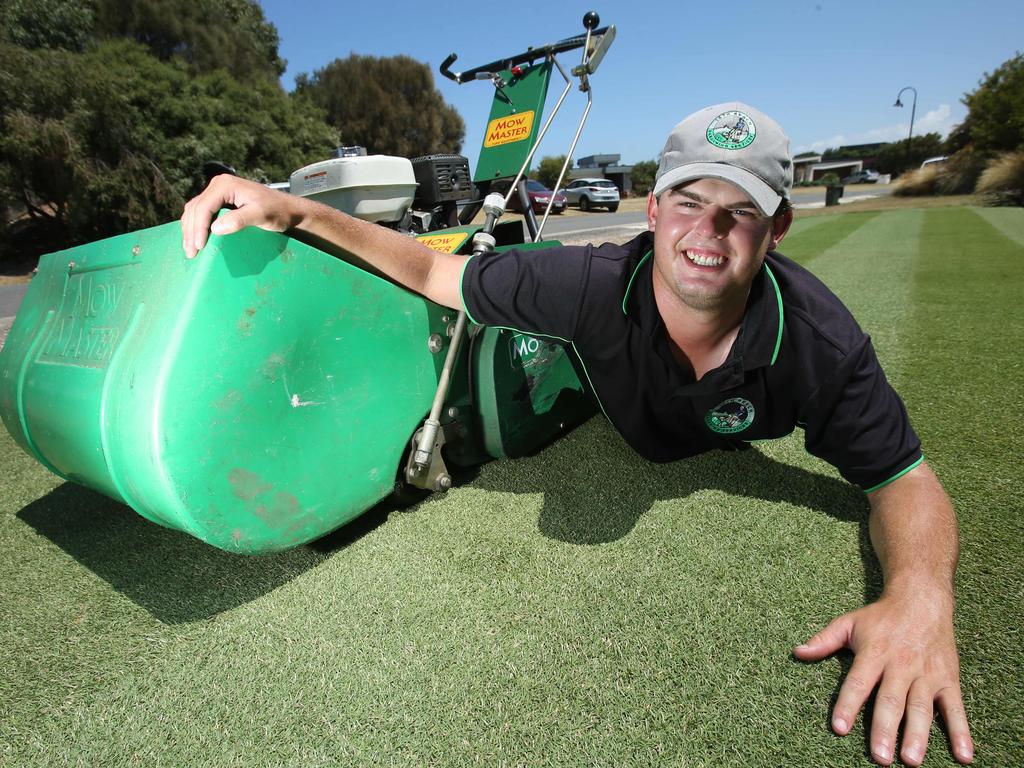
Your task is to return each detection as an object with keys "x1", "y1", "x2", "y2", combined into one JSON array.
[
  {"x1": 793, "y1": 142, "x2": 885, "y2": 183},
  {"x1": 567, "y1": 154, "x2": 634, "y2": 196}
]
